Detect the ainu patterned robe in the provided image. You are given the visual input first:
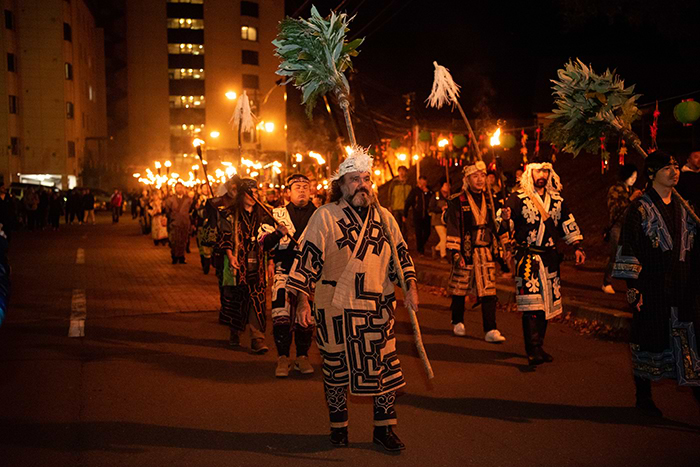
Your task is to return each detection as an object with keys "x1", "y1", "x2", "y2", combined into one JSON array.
[
  {"x1": 505, "y1": 189, "x2": 583, "y2": 319},
  {"x1": 287, "y1": 199, "x2": 416, "y2": 396},
  {"x1": 613, "y1": 189, "x2": 700, "y2": 385},
  {"x1": 444, "y1": 190, "x2": 506, "y2": 297}
]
